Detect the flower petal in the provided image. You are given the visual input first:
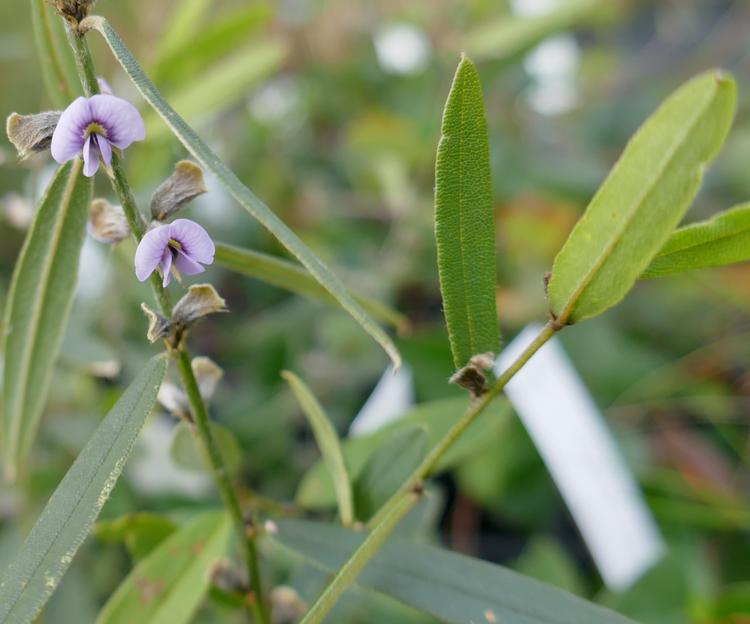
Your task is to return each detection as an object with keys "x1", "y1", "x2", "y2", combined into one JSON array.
[
  {"x1": 82, "y1": 136, "x2": 100, "y2": 177},
  {"x1": 98, "y1": 135, "x2": 113, "y2": 169},
  {"x1": 88, "y1": 94, "x2": 145, "y2": 150},
  {"x1": 168, "y1": 219, "x2": 215, "y2": 265},
  {"x1": 134, "y1": 223, "x2": 172, "y2": 282},
  {"x1": 50, "y1": 96, "x2": 90, "y2": 164},
  {"x1": 160, "y1": 248, "x2": 174, "y2": 287},
  {"x1": 174, "y1": 249, "x2": 206, "y2": 276}
]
